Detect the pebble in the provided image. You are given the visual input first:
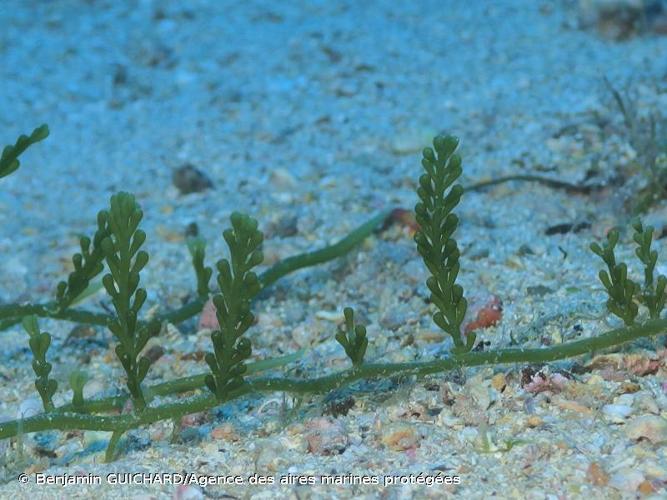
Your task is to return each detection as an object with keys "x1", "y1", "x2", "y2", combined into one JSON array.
[
  {"x1": 459, "y1": 426, "x2": 479, "y2": 445},
  {"x1": 390, "y1": 127, "x2": 437, "y2": 155},
  {"x1": 602, "y1": 404, "x2": 634, "y2": 423},
  {"x1": 577, "y1": 0, "x2": 667, "y2": 40},
  {"x1": 634, "y1": 391, "x2": 660, "y2": 414},
  {"x1": 304, "y1": 417, "x2": 349, "y2": 456},
  {"x1": 211, "y1": 423, "x2": 240, "y2": 442},
  {"x1": 315, "y1": 310, "x2": 345, "y2": 322},
  {"x1": 614, "y1": 393, "x2": 634, "y2": 406},
  {"x1": 401, "y1": 258, "x2": 427, "y2": 286},
  {"x1": 380, "y1": 423, "x2": 421, "y2": 451},
  {"x1": 608, "y1": 468, "x2": 645, "y2": 493},
  {"x1": 17, "y1": 397, "x2": 43, "y2": 419},
  {"x1": 526, "y1": 416, "x2": 543, "y2": 428},
  {"x1": 625, "y1": 415, "x2": 667, "y2": 444},
  {"x1": 586, "y1": 462, "x2": 609, "y2": 486},
  {"x1": 414, "y1": 329, "x2": 445, "y2": 343},
  {"x1": 637, "y1": 480, "x2": 657, "y2": 495},
  {"x1": 468, "y1": 379, "x2": 495, "y2": 411},
  {"x1": 643, "y1": 460, "x2": 667, "y2": 481},
  {"x1": 291, "y1": 324, "x2": 312, "y2": 348},
  {"x1": 266, "y1": 214, "x2": 299, "y2": 238},
  {"x1": 379, "y1": 311, "x2": 406, "y2": 331},
  {"x1": 254, "y1": 439, "x2": 288, "y2": 473},
  {"x1": 491, "y1": 373, "x2": 507, "y2": 392},
  {"x1": 172, "y1": 164, "x2": 214, "y2": 194},
  {"x1": 55, "y1": 441, "x2": 80, "y2": 459},
  {"x1": 173, "y1": 485, "x2": 204, "y2": 500},
  {"x1": 269, "y1": 168, "x2": 297, "y2": 190},
  {"x1": 179, "y1": 411, "x2": 209, "y2": 429}
]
